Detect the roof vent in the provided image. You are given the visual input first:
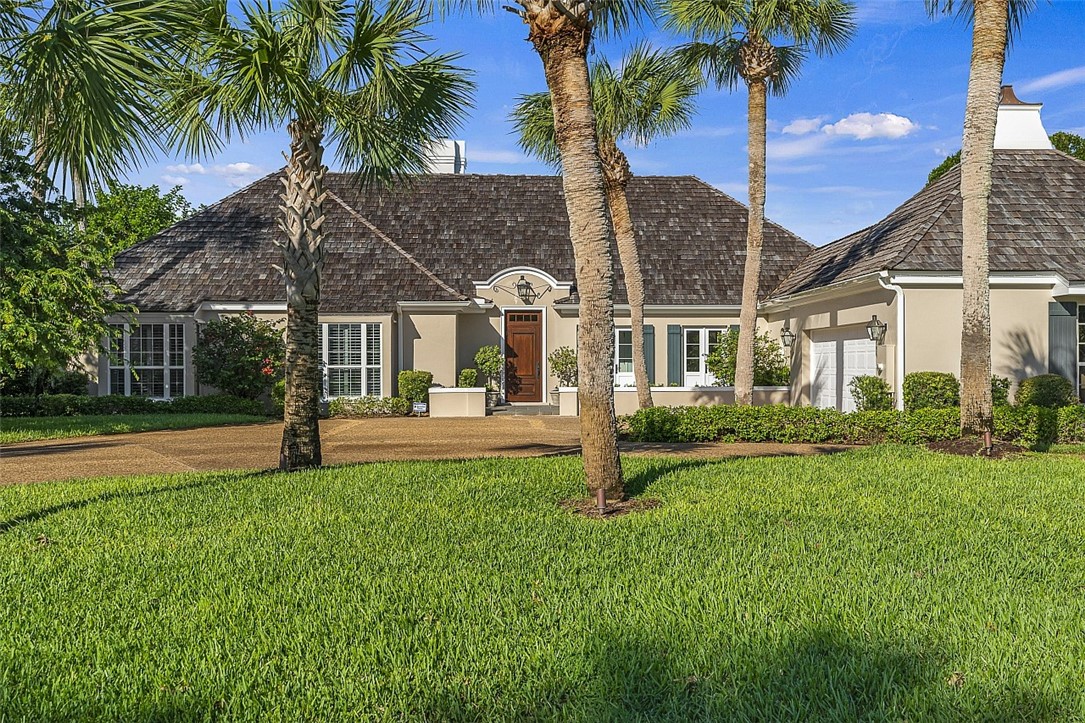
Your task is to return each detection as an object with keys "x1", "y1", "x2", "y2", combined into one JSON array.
[
  {"x1": 994, "y1": 85, "x2": 1052, "y2": 150},
  {"x1": 422, "y1": 139, "x2": 467, "y2": 174}
]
